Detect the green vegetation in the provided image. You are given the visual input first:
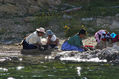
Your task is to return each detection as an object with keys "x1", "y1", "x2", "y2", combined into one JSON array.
[
  {"x1": 32, "y1": 0, "x2": 119, "y2": 37},
  {"x1": 0, "y1": 61, "x2": 119, "y2": 79}
]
